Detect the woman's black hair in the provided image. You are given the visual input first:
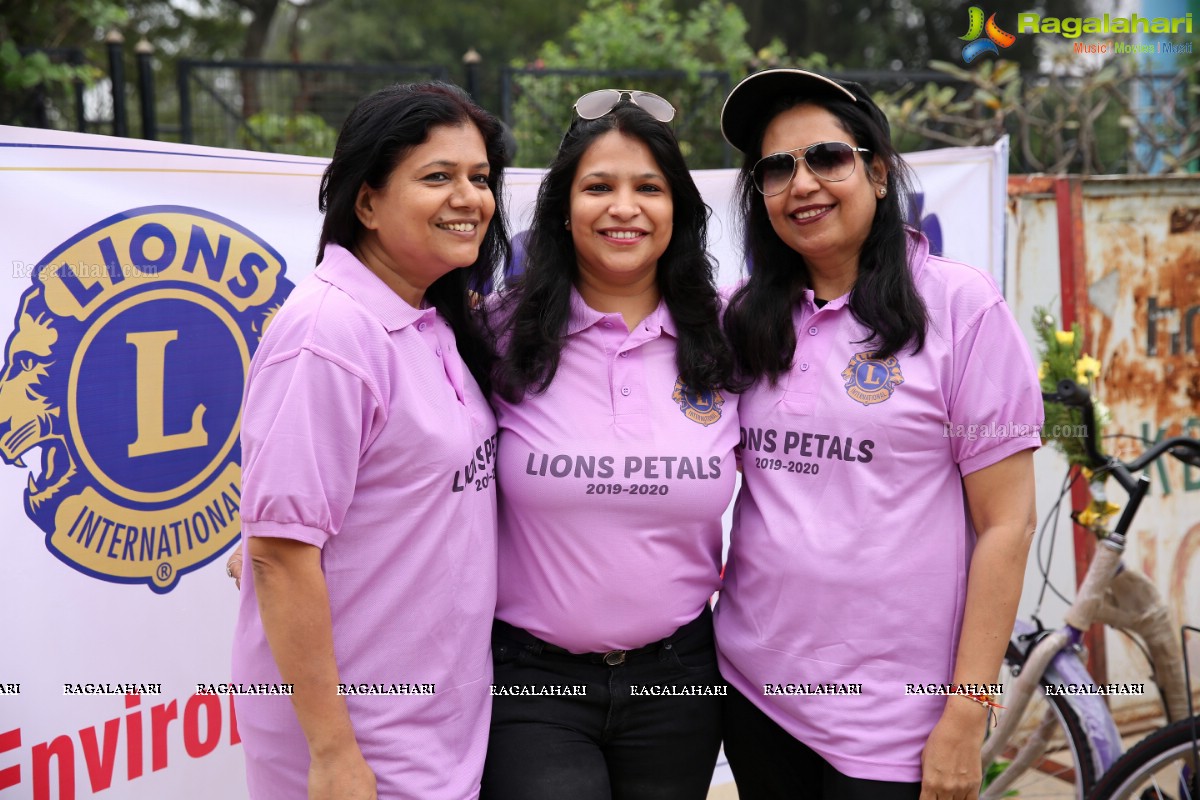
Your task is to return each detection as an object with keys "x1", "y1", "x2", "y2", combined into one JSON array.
[
  {"x1": 723, "y1": 88, "x2": 927, "y2": 386},
  {"x1": 490, "y1": 103, "x2": 733, "y2": 402},
  {"x1": 317, "y1": 81, "x2": 510, "y2": 395}
]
